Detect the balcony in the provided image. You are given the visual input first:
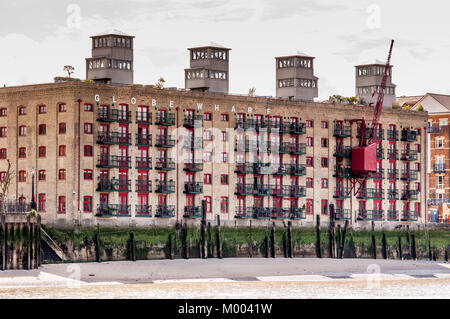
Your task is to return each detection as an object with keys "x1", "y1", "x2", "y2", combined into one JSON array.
[
  {"x1": 136, "y1": 157, "x2": 152, "y2": 170},
  {"x1": 333, "y1": 146, "x2": 352, "y2": 158},
  {"x1": 155, "y1": 158, "x2": 176, "y2": 171},
  {"x1": 235, "y1": 207, "x2": 254, "y2": 219},
  {"x1": 387, "y1": 210, "x2": 399, "y2": 221},
  {"x1": 278, "y1": 142, "x2": 306, "y2": 155},
  {"x1": 97, "y1": 155, "x2": 131, "y2": 169},
  {"x1": 387, "y1": 130, "x2": 398, "y2": 141},
  {"x1": 334, "y1": 166, "x2": 352, "y2": 178},
  {"x1": 235, "y1": 163, "x2": 254, "y2": 174},
  {"x1": 248, "y1": 141, "x2": 271, "y2": 153},
  {"x1": 136, "y1": 205, "x2": 152, "y2": 218},
  {"x1": 281, "y1": 122, "x2": 306, "y2": 135},
  {"x1": 270, "y1": 208, "x2": 290, "y2": 219},
  {"x1": 387, "y1": 149, "x2": 399, "y2": 160},
  {"x1": 401, "y1": 130, "x2": 418, "y2": 142},
  {"x1": 356, "y1": 210, "x2": 384, "y2": 221},
  {"x1": 254, "y1": 207, "x2": 272, "y2": 219},
  {"x1": 369, "y1": 168, "x2": 384, "y2": 179},
  {"x1": 376, "y1": 148, "x2": 384, "y2": 159},
  {"x1": 387, "y1": 189, "x2": 399, "y2": 200},
  {"x1": 184, "y1": 206, "x2": 203, "y2": 219},
  {"x1": 155, "y1": 205, "x2": 176, "y2": 218},
  {"x1": 335, "y1": 209, "x2": 352, "y2": 220},
  {"x1": 434, "y1": 164, "x2": 446, "y2": 173},
  {"x1": 96, "y1": 204, "x2": 131, "y2": 217},
  {"x1": 287, "y1": 164, "x2": 307, "y2": 176},
  {"x1": 282, "y1": 185, "x2": 306, "y2": 198},
  {"x1": 155, "y1": 180, "x2": 176, "y2": 194},
  {"x1": 334, "y1": 187, "x2": 351, "y2": 199},
  {"x1": 155, "y1": 113, "x2": 175, "y2": 126},
  {"x1": 387, "y1": 169, "x2": 399, "y2": 180},
  {"x1": 184, "y1": 182, "x2": 203, "y2": 194},
  {"x1": 97, "y1": 132, "x2": 131, "y2": 145},
  {"x1": 184, "y1": 162, "x2": 203, "y2": 172},
  {"x1": 333, "y1": 125, "x2": 351, "y2": 138},
  {"x1": 136, "y1": 134, "x2": 152, "y2": 146},
  {"x1": 428, "y1": 126, "x2": 441, "y2": 133},
  {"x1": 401, "y1": 190, "x2": 419, "y2": 201},
  {"x1": 401, "y1": 211, "x2": 419, "y2": 222},
  {"x1": 358, "y1": 128, "x2": 384, "y2": 140},
  {"x1": 136, "y1": 111, "x2": 152, "y2": 125},
  {"x1": 400, "y1": 169, "x2": 418, "y2": 181},
  {"x1": 290, "y1": 208, "x2": 307, "y2": 220},
  {"x1": 254, "y1": 184, "x2": 272, "y2": 196},
  {"x1": 400, "y1": 150, "x2": 418, "y2": 161},
  {"x1": 183, "y1": 137, "x2": 203, "y2": 149},
  {"x1": 96, "y1": 178, "x2": 131, "y2": 192},
  {"x1": 155, "y1": 135, "x2": 176, "y2": 148},
  {"x1": 183, "y1": 115, "x2": 203, "y2": 128},
  {"x1": 97, "y1": 108, "x2": 131, "y2": 123},
  {"x1": 253, "y1": 163, "x2": 275, "y2": 175},
  {"x1": 357, "y1": 188, "x2": 384, "y2": 200},
  {"x1": 135, "y1": 180, "x2": 152, "y2": 193},
  {"x1": 235, "y1": 184, "x2": 255, "y2": 196}
]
